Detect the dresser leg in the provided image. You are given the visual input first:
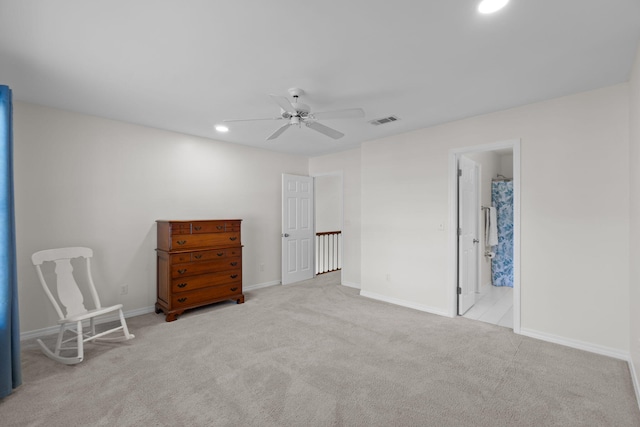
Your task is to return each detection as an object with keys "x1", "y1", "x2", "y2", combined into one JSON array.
[
  {"x1": 165, "y1": 312, "x2": 181, "y2": 322},
  {"x1": 236, "y1": 295, "x2": 245, "y2": 304}
]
